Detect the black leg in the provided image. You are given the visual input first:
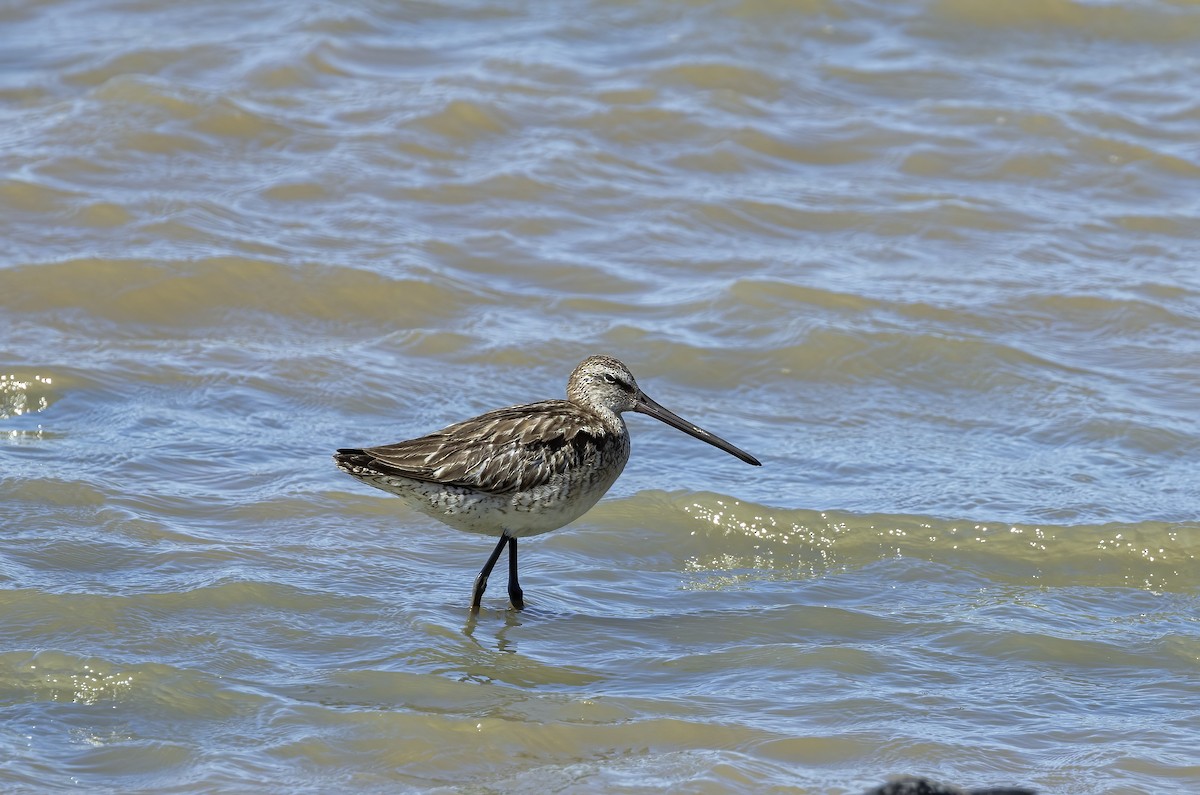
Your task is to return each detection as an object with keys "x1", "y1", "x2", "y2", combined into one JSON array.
[
  {"x1": 471, "y1": 534, "x2": 509, "y2": 612},
  {"x1": 507, "y1": 535, "x2": 525, "y2": 610}
]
